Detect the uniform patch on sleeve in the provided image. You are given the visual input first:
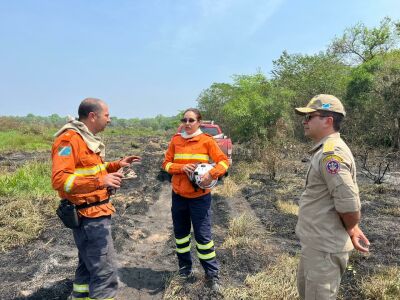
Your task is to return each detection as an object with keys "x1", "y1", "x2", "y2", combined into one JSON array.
[
  {"x1": 58, "y1": 145, "x2": 72, "y2": 156},
  {"x1": 324, "y1": 155, "x2": 342, "y2": 175},
  {"x1": 323, "y1": 154, "x2": 343, "y2": 175}
]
